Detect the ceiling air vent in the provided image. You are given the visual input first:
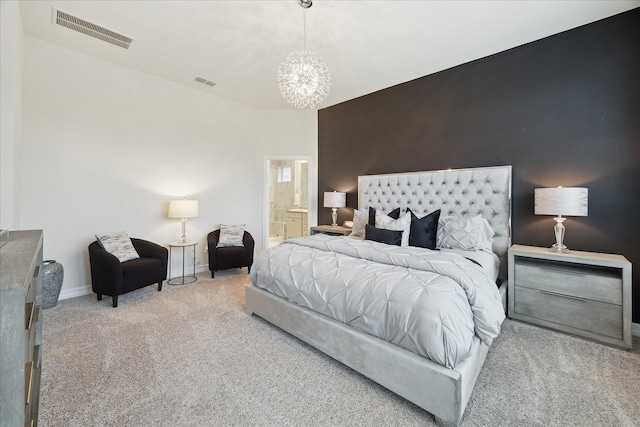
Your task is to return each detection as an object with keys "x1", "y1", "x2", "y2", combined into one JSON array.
[
  {"x1": 53, "y1": 8, "x2": 133, "y2": 49},
  {"x1": 195, "y1": 76, "x2": 217, "y2": 87}
]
